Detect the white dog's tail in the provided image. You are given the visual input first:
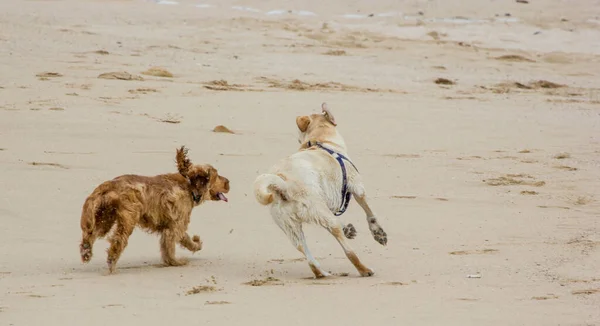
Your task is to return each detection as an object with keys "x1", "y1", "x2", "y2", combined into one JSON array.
[{"x1": 253, "y1": 173, "x2": 289, "y2": 205}]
